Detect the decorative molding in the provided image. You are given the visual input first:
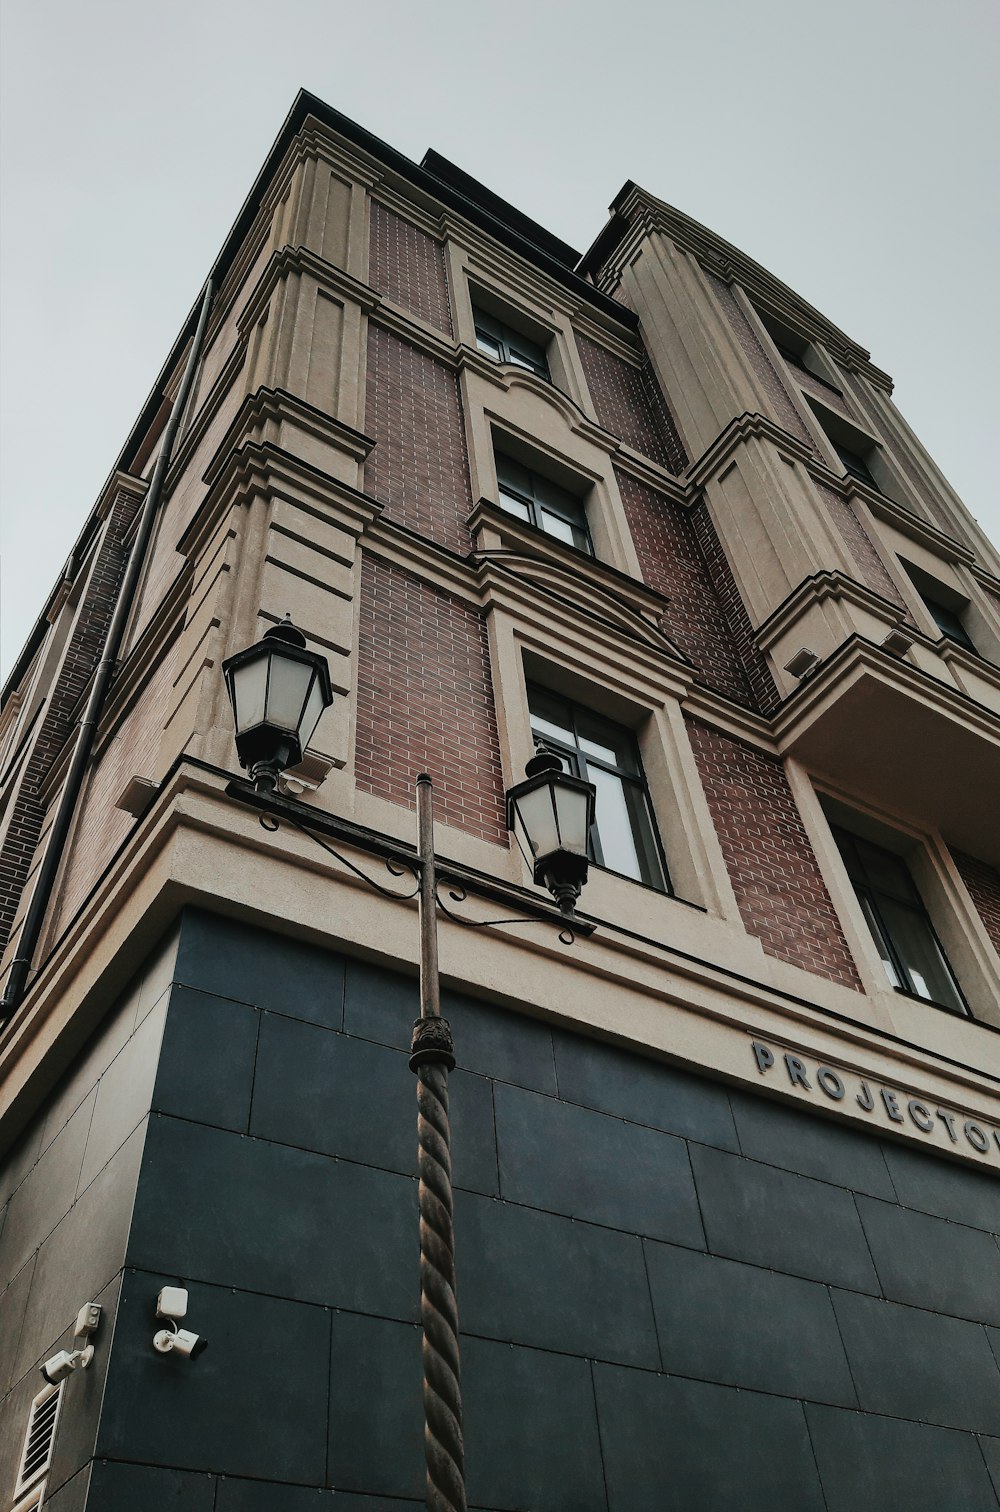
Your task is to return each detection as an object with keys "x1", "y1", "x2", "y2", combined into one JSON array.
[{"x1": 754, "y1": 570, "x2": 907, "y2": 653}]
